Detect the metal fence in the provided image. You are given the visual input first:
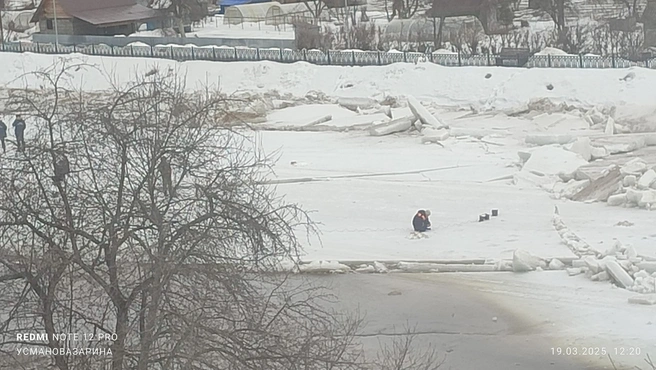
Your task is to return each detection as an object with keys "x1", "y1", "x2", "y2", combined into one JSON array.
[
  {"x1": 1, "y1": 41, "x2": 655, "y2": 69},
  {"x1": 32, "y1": 33, "x2": 296, "y2": 49}
]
